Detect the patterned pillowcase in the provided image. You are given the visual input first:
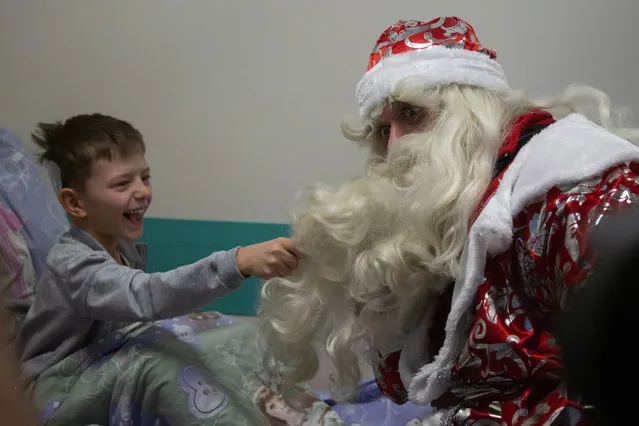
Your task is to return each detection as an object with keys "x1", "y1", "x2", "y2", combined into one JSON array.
[
  {"x1": 0, "y1": 128, "x2": 69, "y2": 279},
  {"x1": 0, "y1": 128, "x2": 69, "y2": 335},
  {"x1": 0, "y1": 204, "x2": 36, "y2": 335}
]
